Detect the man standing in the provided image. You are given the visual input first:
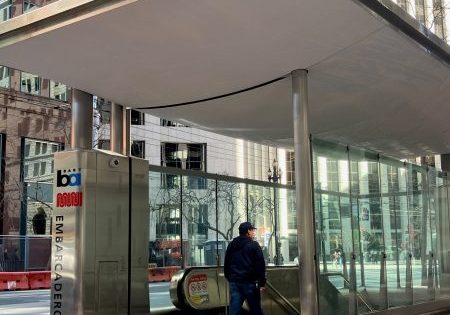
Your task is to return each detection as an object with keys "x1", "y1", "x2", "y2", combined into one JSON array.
[{"x1": 224, "y1": 222, "x2": 266, "y2": 315}]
